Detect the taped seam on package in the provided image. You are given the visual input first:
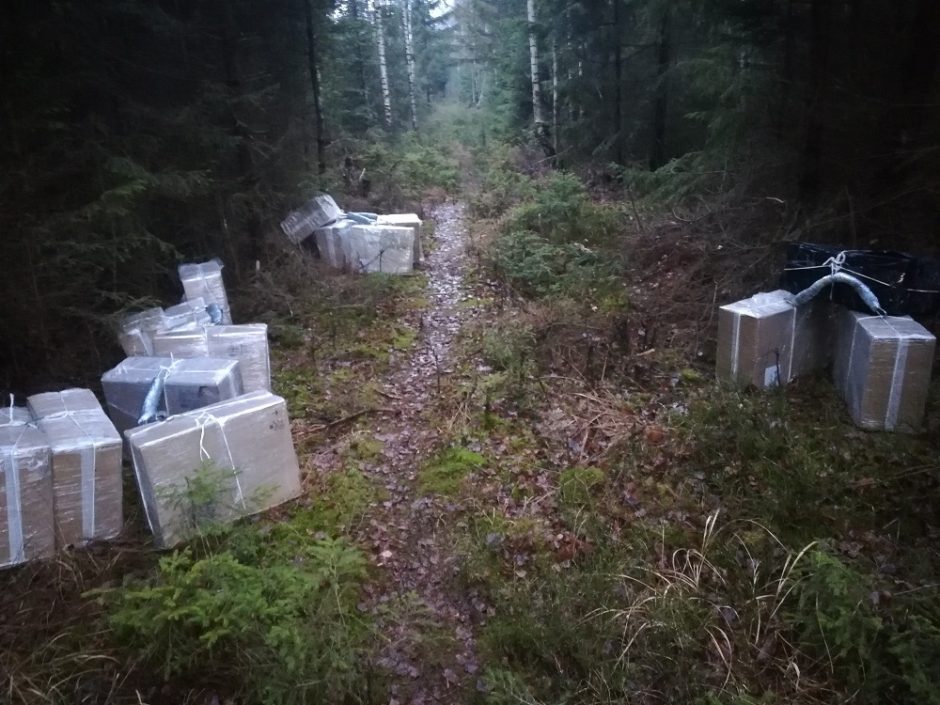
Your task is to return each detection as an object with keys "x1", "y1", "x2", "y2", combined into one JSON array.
[
  {"x1": 879, "y1": 317, "x2": 913, "y2": 430},
  {"x1": 849, "y1": 316, "x2": 918, "y2": 430},
  {"x1": 44, "y1": 407, "x2": 100, "y2": 541},
  {"x1": 192, "y1": 411, "x2": 247, "y2": 510},
  {"x1": 4, "y1": 428, "x2": 27, "y2": 564}
]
